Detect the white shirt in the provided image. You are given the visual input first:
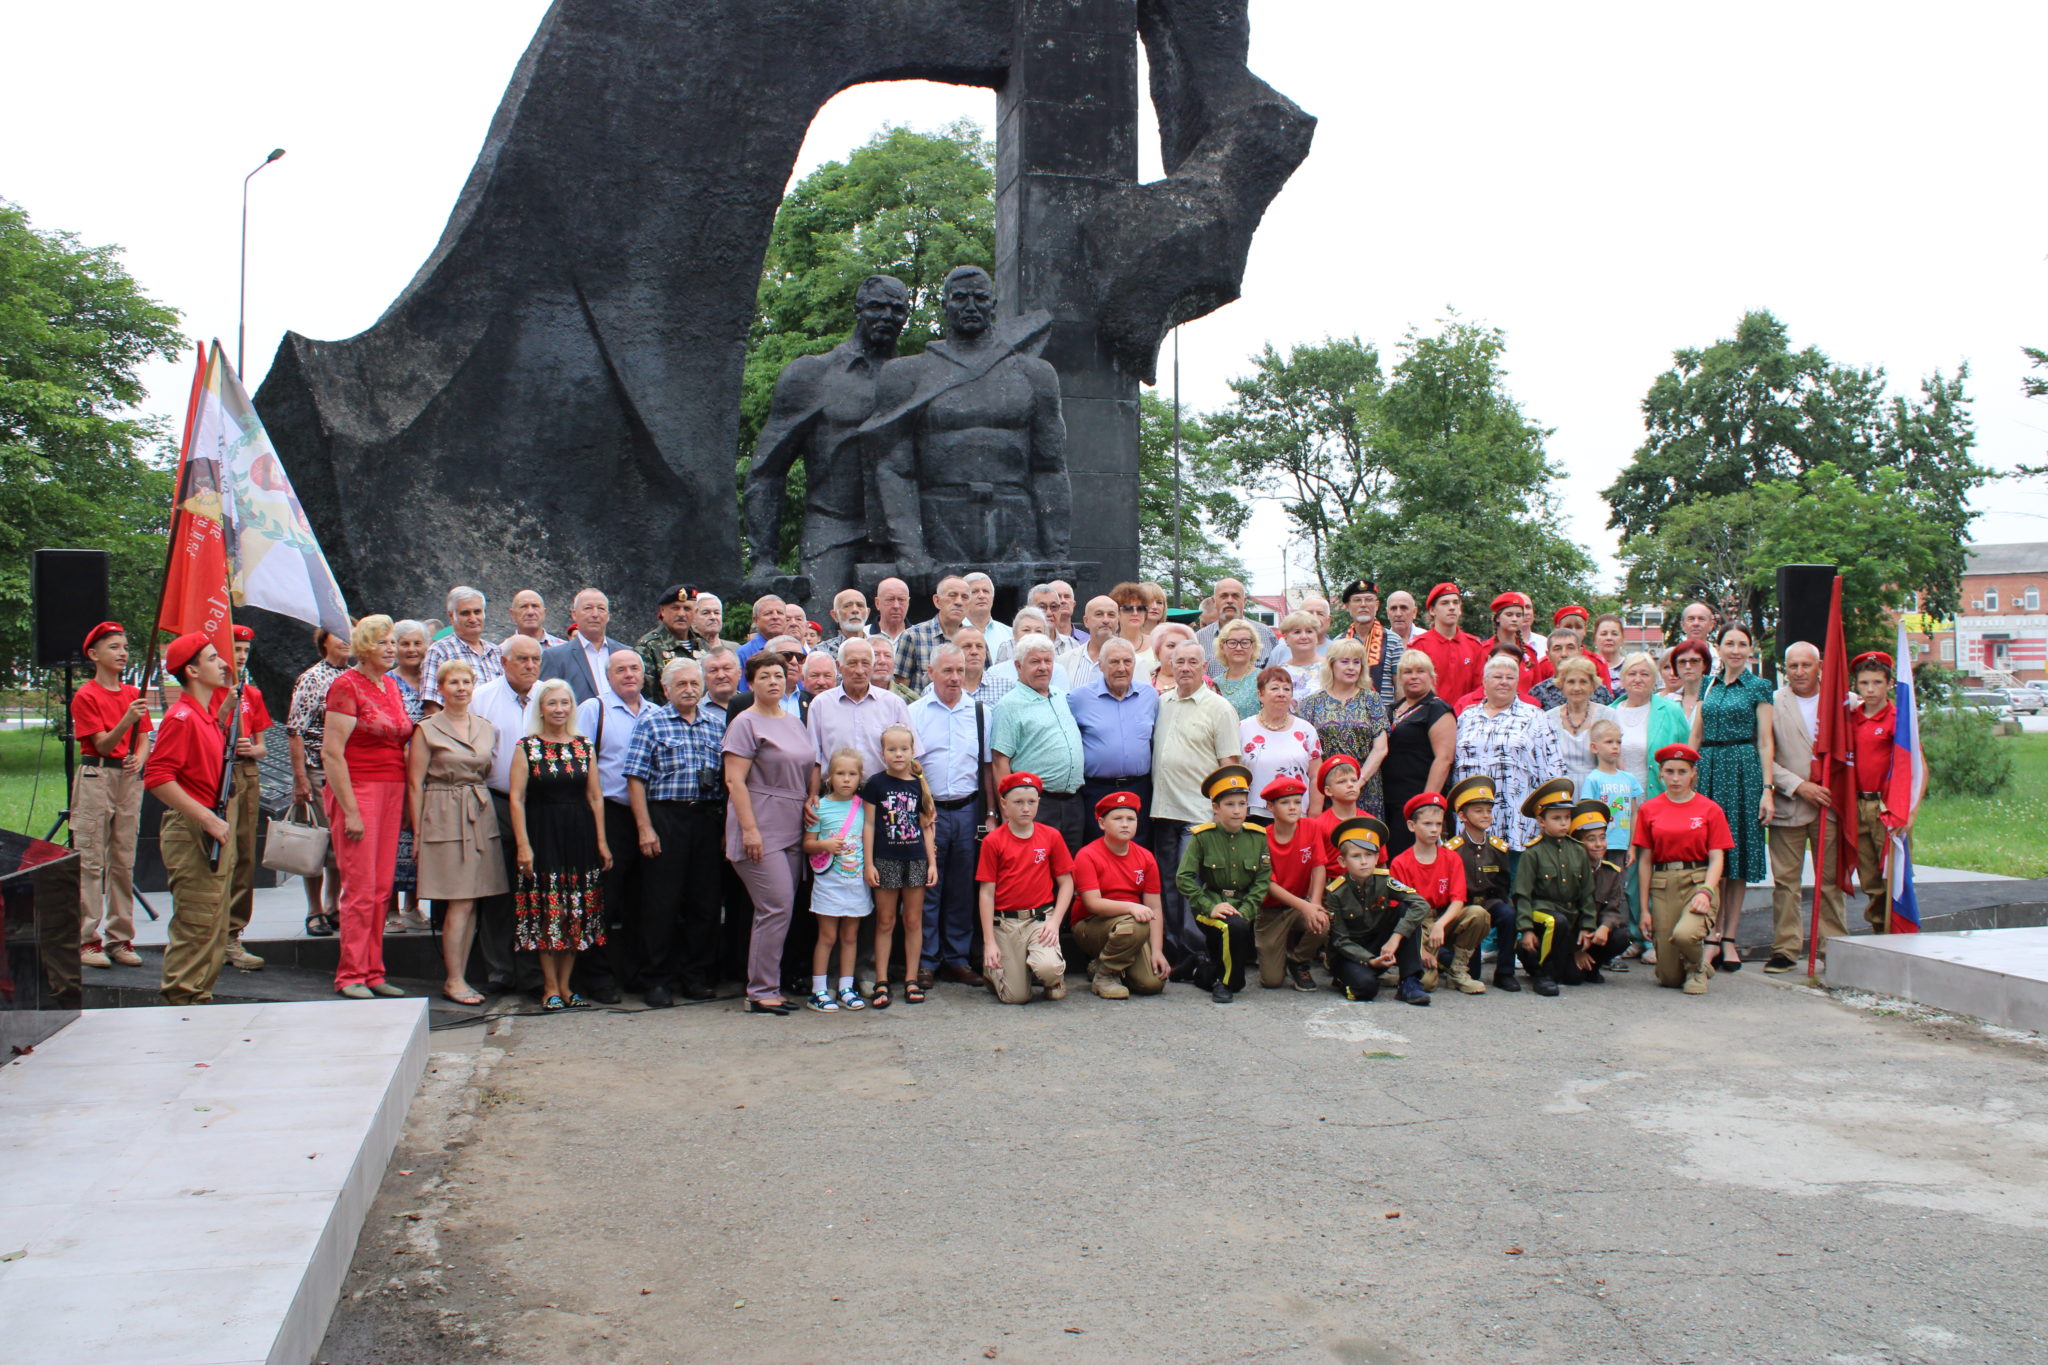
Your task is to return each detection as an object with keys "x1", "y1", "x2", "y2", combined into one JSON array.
[
  {"x1": 909, "y1": 689, "x2": 989, "y2": 801},
  {"x1": 577, "y1": 693, "x2": 648, "y2": 803},
  {"x1": 1615, "y1": 700, "x2": 1652, "y2": 788},
  {"x1": 1057, "y1": 647, "x2": 1104, "y2": 692},
  {"x1": 472, "y1": 675, "x2": 534, "y2": 793},
  {"x1": 575, "y1": 632, "x2": 617, "y2": 700},
  {"x1": 1795, "y1": 690, "x2": 1820, "y2": 743}
]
